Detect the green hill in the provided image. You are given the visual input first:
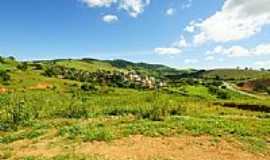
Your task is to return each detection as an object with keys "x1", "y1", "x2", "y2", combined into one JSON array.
[
  {"x1": 33, "y1": 58, "x2": 184, "y2": 78},
  {"x1": 200, "y1": 69, "x2": 270, "y2": 80}
]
